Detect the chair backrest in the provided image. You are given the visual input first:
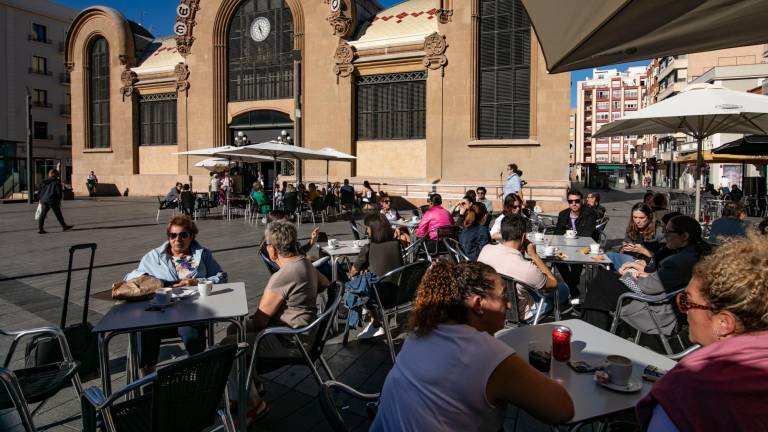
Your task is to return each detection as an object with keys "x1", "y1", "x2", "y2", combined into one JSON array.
[
  {"x1": 595, "y1": 216, "x2": 610, "y2": 233},
  {"x1": 500, "y1": 275, "x2": 523, "y2": 325},
  {"x1": 0, "y1": 368, "x2": 35, "y2": 432},
  {"x1": 318, "y1": 380, "x2": 379, "y2": 432},
  {"x1": 350, "y1": 220, "x2": 365, "y2": 240},
  {"x1": 443, "y1": 238, "x2": 470, "y2": 262},
  {"x1": 156, "y1": 196, "x2": 167, "y2": 209},
  {"x1": 258, "y1": 242, "x2": 279, "y2": 275},
  {"x1": 312, "y1": 196, "x2": 324, "y2": 212},
  {"x1": 375, "y1": 260, "x2": 430, "y2": 310},
  {"x1": 308, "y1": 281, "x2": 343, "y2": 359},
  {"x1": 340, "y1": 189, "x2": 355, "y2": 206},
  {"x1": 436, "y1": 225, "x2": 461, "y2": 241},
  {"x1": 149, "y1": 344, "x2": 237, "y2": 432},
  {"x1": 283, "y1": 193, "x2": 299, "y2": 213}
]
